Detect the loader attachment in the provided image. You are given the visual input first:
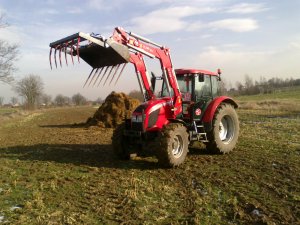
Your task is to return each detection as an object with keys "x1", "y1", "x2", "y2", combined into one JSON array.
[
  {"x1": 49, "y1": 32, "x2": 130, "y2": 68},
  {"x1": 49, "y1": 32, "x2": 130, "y2": 86}
]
